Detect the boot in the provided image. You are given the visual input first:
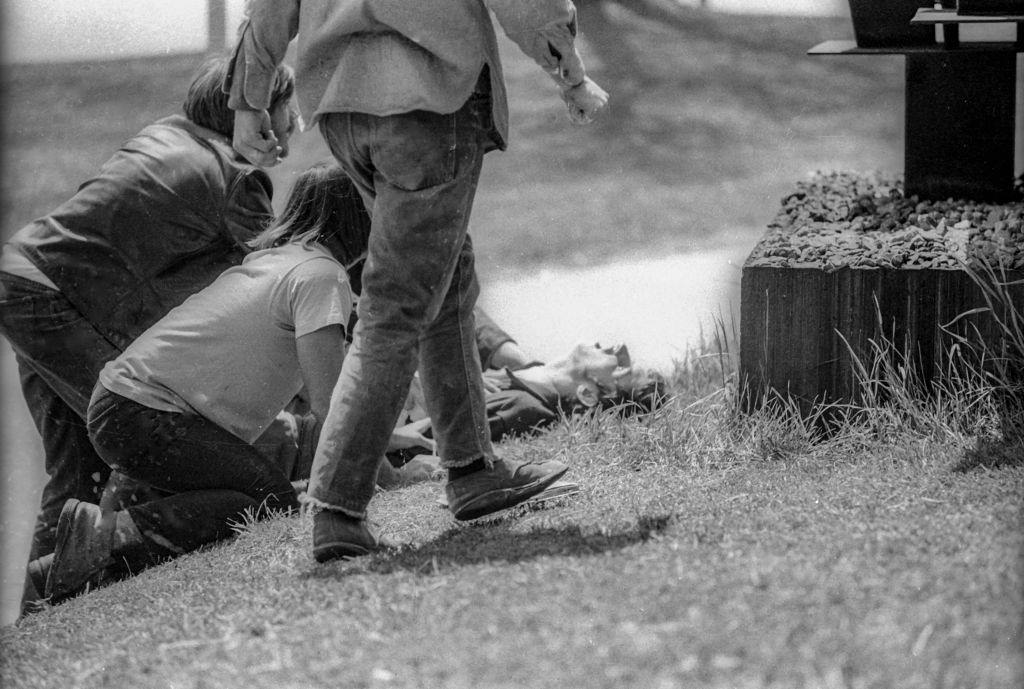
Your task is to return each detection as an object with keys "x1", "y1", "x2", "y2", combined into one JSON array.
[
  {"x1": 20, "y1": 554, "x2": 53, "y2": 617},
  {"x1": 45, "y1": 499, "x2": 117, "y2": 604}
]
